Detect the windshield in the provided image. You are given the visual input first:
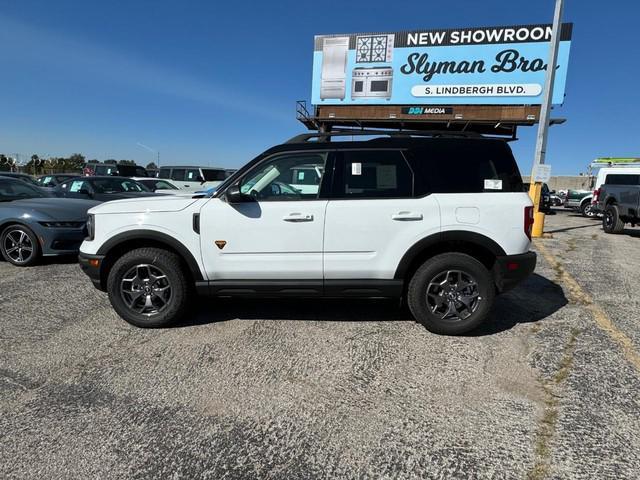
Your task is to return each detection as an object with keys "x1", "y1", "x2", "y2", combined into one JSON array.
[
  {"x1": 144, "y1": 180, "x2": 178, "y2": 191},
  {"x1": 0, "y1": 179, "x2": 47, "y2": 201},
  {"x1": 91, "y1": 178, "x2": 149, "y2": 193}
]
